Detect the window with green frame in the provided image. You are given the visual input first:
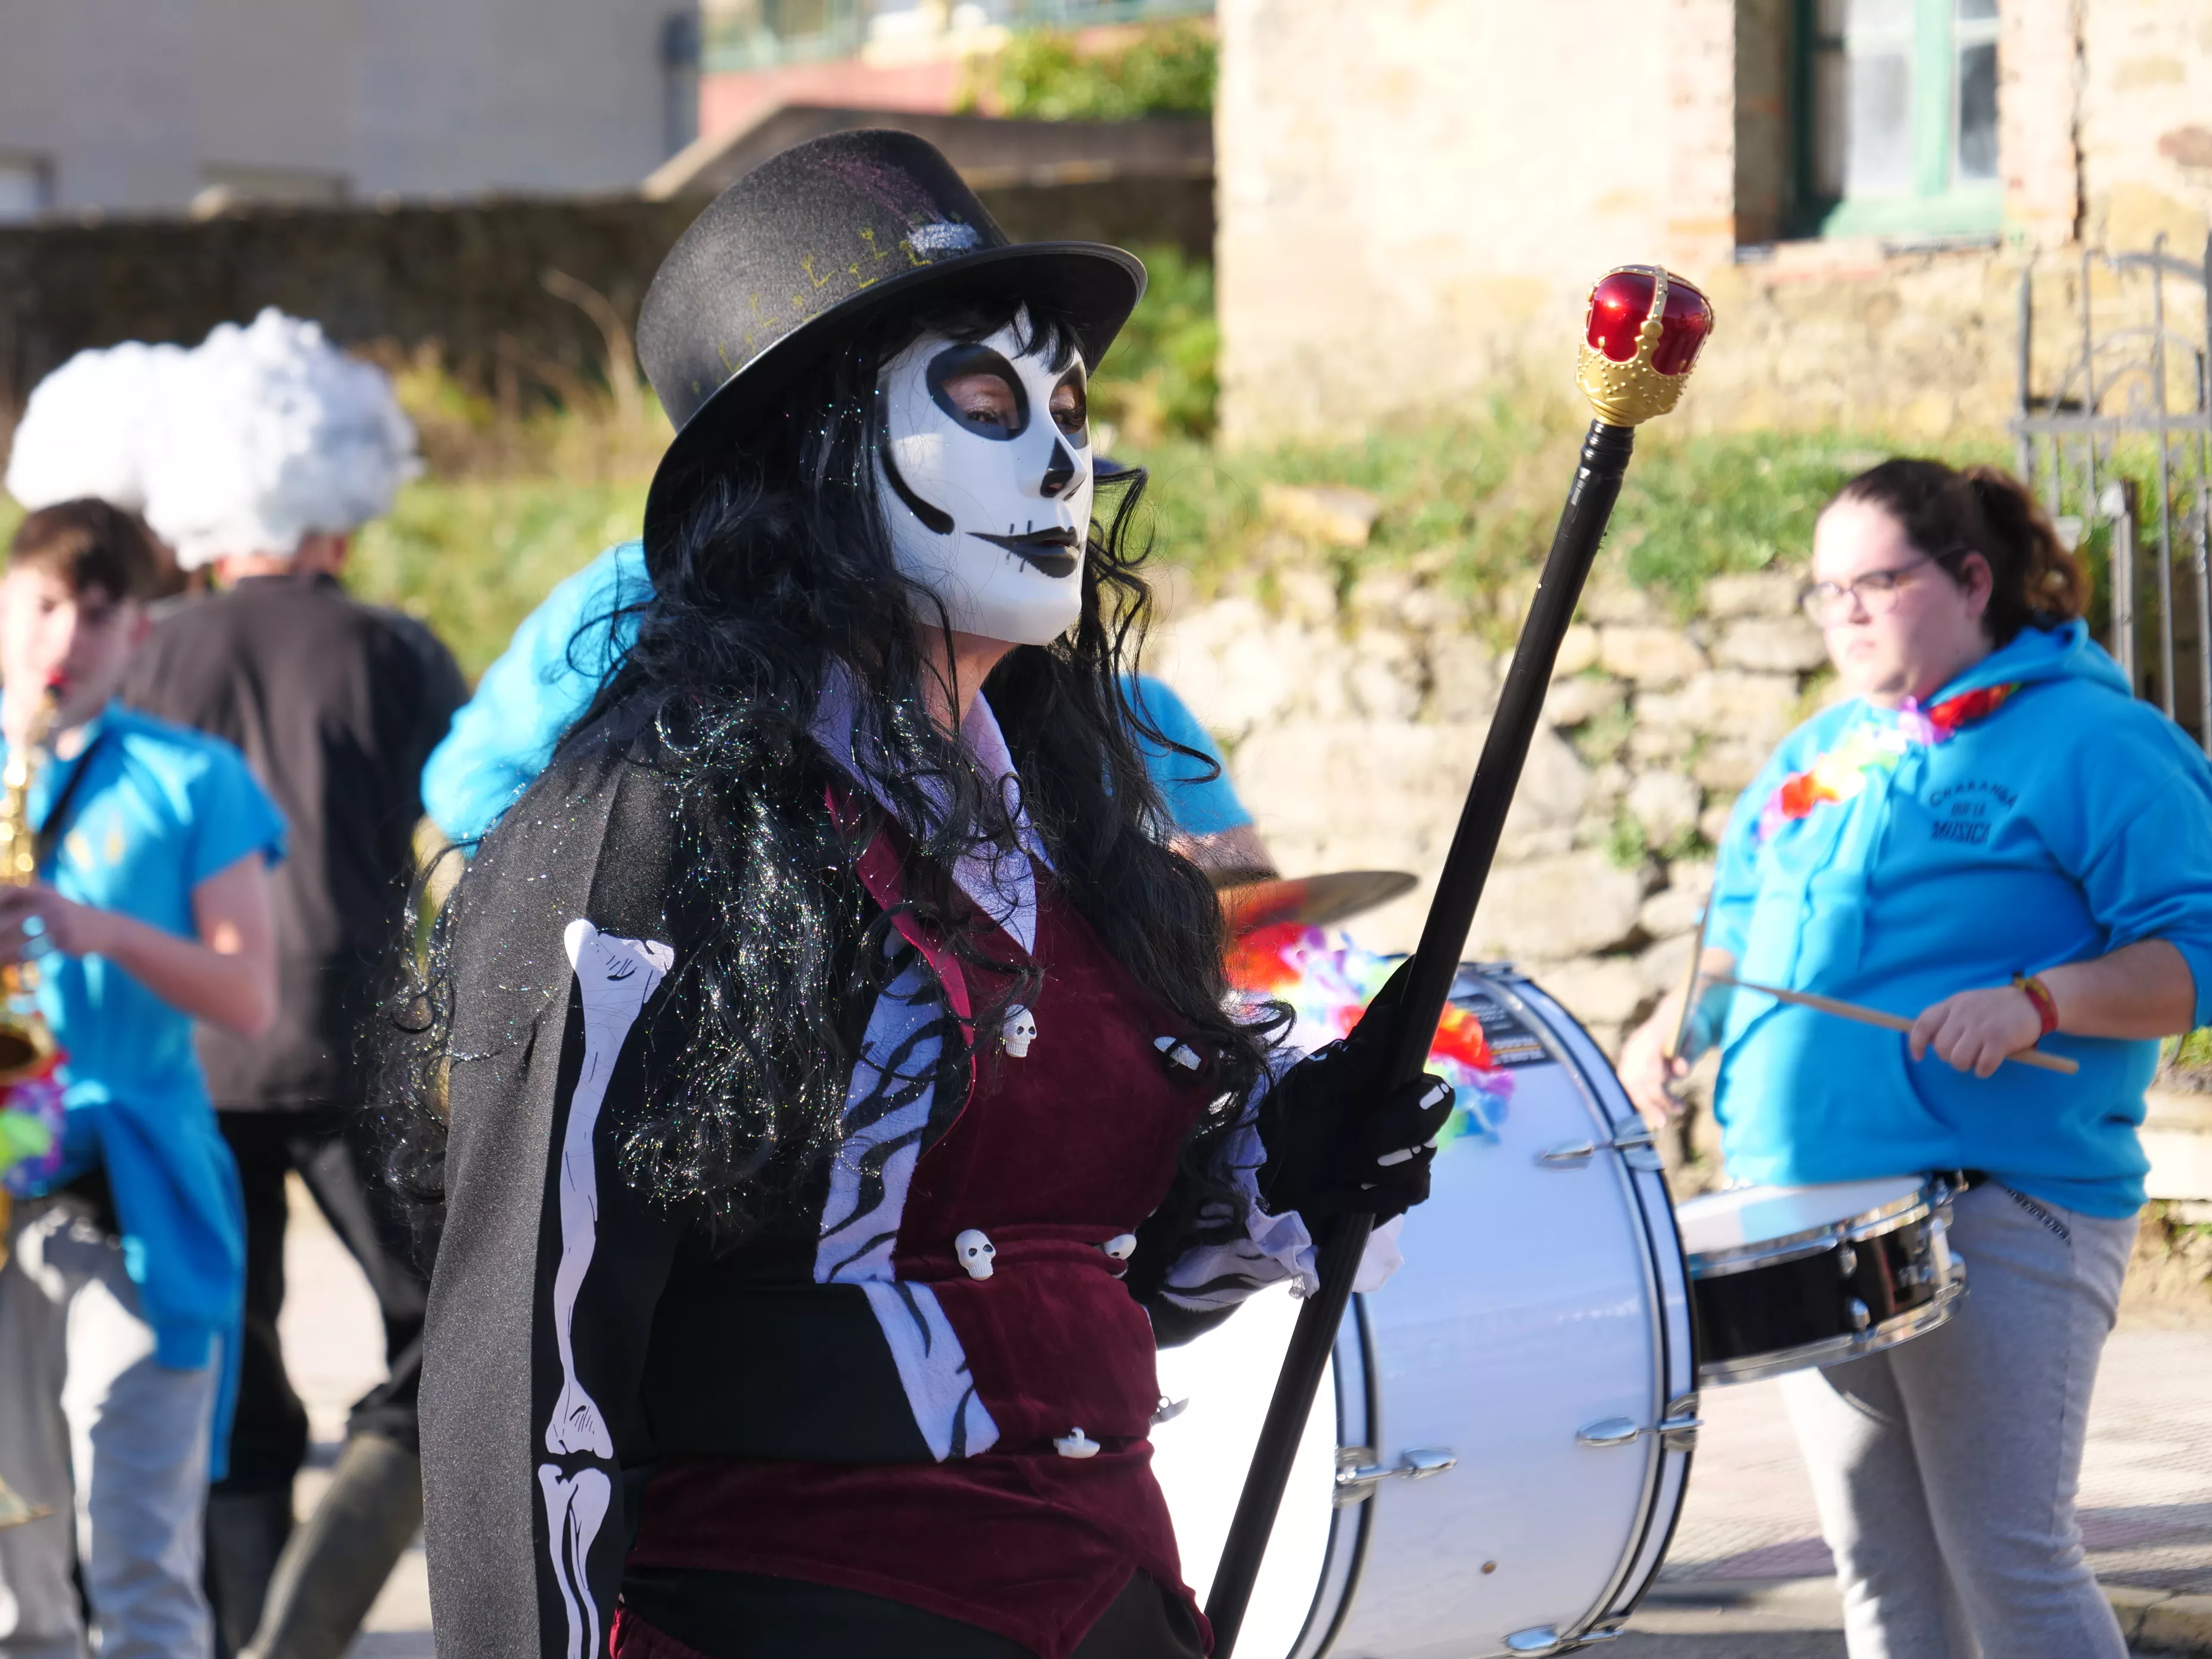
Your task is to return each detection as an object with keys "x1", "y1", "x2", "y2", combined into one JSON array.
[{"x1": 1792, "y1": 0, "x2": 2001, "y2": 239}]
